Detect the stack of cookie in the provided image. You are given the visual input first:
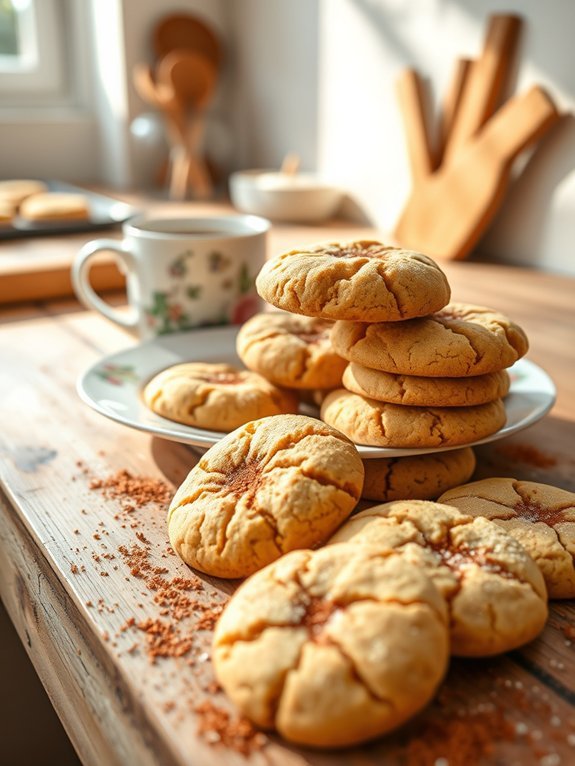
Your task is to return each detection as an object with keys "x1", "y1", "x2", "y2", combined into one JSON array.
[{"x1": 256, "y1": 240, "x2": 529, "y2": 501}]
